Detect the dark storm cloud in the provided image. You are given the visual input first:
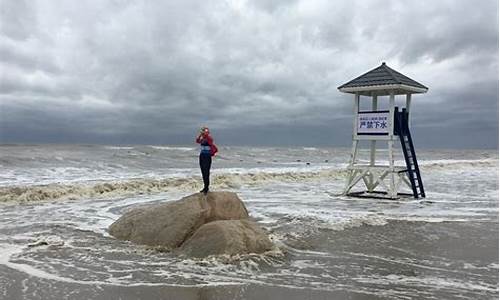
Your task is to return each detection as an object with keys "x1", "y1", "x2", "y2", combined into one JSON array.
[{"x1": 0, "y1": 0, "x2": 497, "y2": 148}]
